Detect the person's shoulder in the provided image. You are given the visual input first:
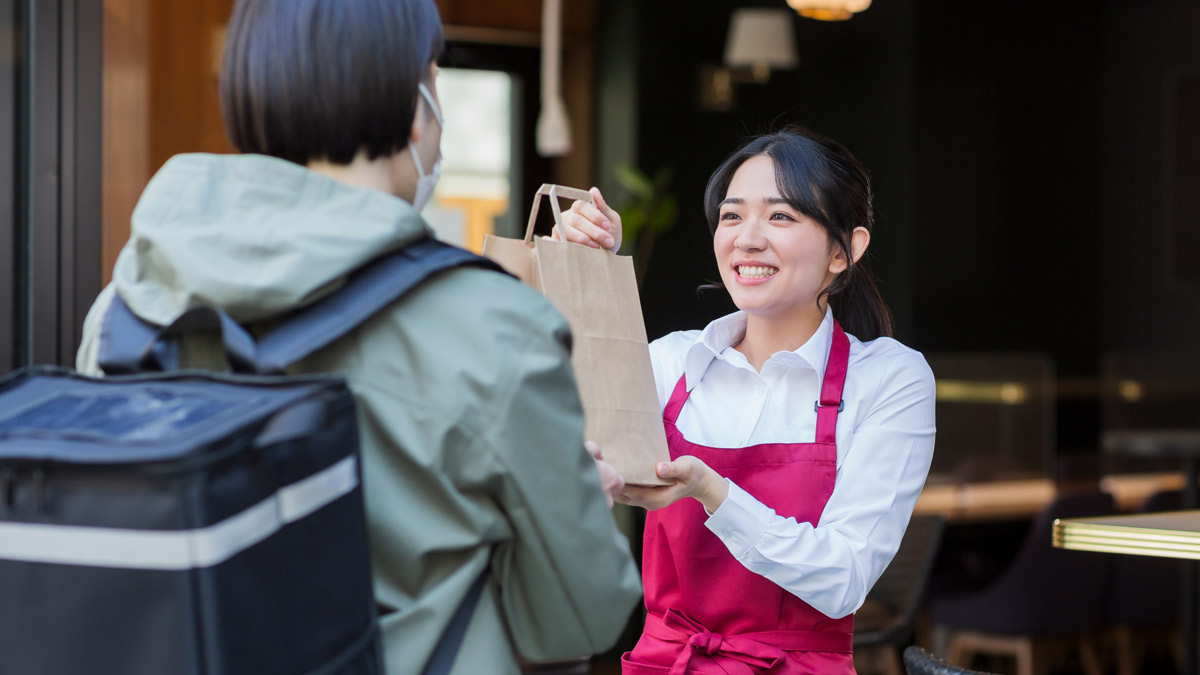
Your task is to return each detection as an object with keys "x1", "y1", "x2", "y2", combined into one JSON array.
[
  {"x1": 409, "y1": 263, "x2": 569, "y2": 338},
  {"x1": 650, "y1": 329, "x2": 703, "y2": 356},
  {"x1": 338, "y1": 261, "x2": 573, "y2": 403},
  {"x1": 649, "y1": 328, "x2": 703, "y2": 364},
  {"x1": 848, "y1": 334, "x2": 935, "y2": 389}
]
